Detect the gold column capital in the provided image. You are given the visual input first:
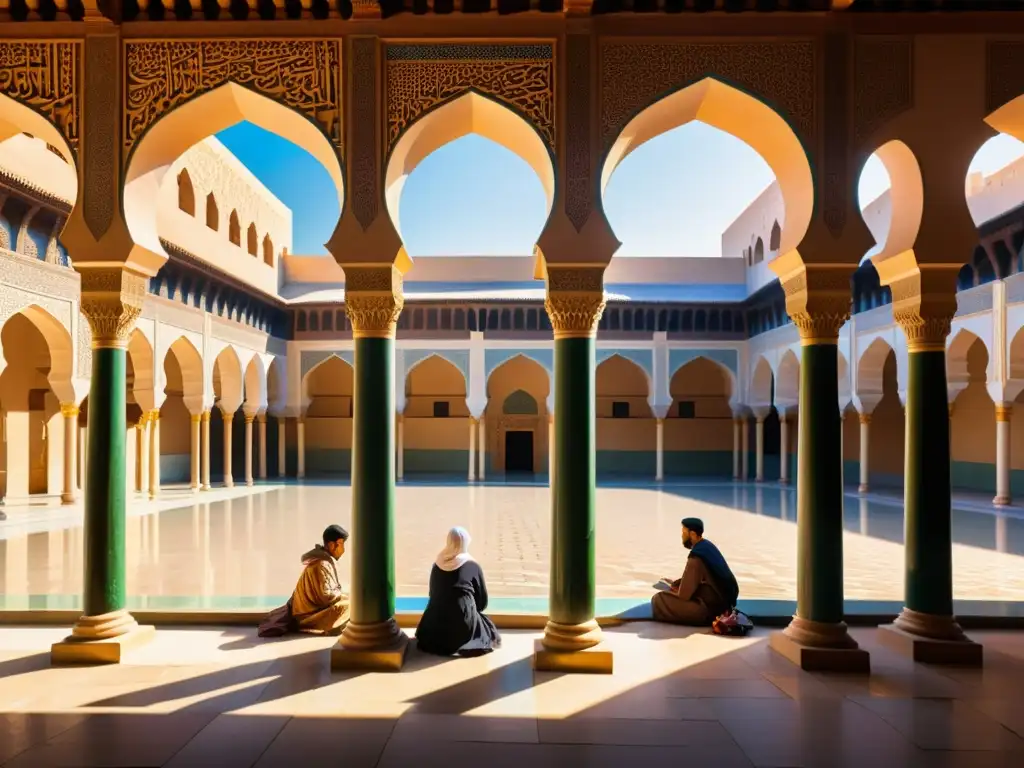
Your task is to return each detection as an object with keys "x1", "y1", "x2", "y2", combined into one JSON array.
[
  {"x1": 859, "y1": 412, "x2": 872, "y2": 425},
  {"x1": 888, "y1": 267, "x2": 959, "y2": 353},
  {"x1": 544, "y1": 265, "x2": 606, "y2": 339},
  {"x1": 78, "y1": 267, "x2": 149, "y2": 349},
  {"x1": 201, "y1": 410, "x2": 211, "y2": 423},
  {"x1": 779, "y1": 265, "x2": 852, "y2": 346},
  {"x1": 190, "y1": 413, "x2": 202, "y2": 424},
  {"x1": 60, "y1": 403, "x2": 80, "y2": 418},
  {"x1": 148, "y1": 409, "x2": 160, "y2": 421},
  {"x1": 343, "y1": 265, "x2": 404, "y2": 339},
  {"x1": 996, "y1": 404, "x2": 1013, "y2": 422},
  {"x1": 222, "y1": 411, "x2": 235, "y2": 423},
  {"x1": 244, "y1": 413, "x2": 256, "y2": 424},
  {"x1": 136, "y1": 413, "x2": 149, "y2": 428}
]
